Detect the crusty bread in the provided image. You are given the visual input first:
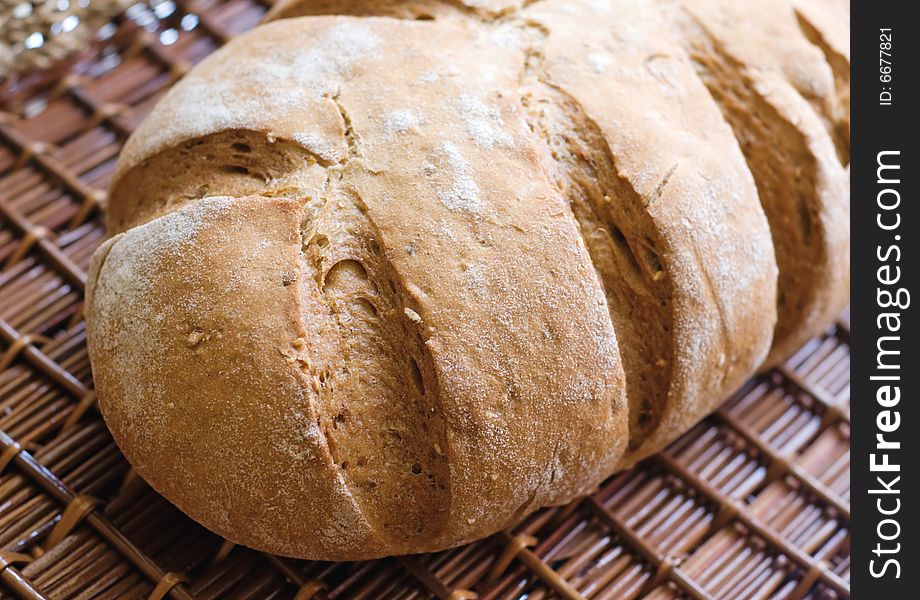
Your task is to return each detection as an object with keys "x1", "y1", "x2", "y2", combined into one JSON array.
[
  {"x1": 93, "y1": 15, "x2": 630, "y2": 559},
  {"x1": 87, "y1": 0, "x2": 847, "y2": 561}
]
